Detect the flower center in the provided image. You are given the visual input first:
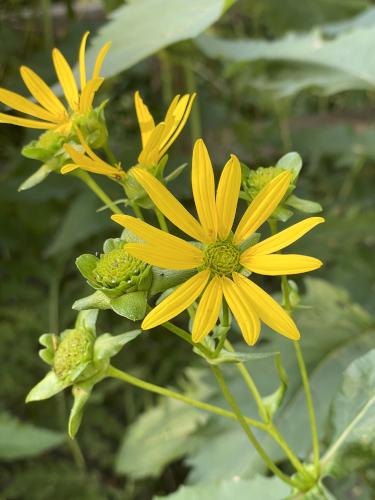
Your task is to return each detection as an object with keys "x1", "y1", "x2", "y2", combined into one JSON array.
[
  {"x1": 203, "y1": 241, "x2": 241, "y2": 277},
  {"x1": 94, "y1": 247, "x2": 144, "y2": 289},
  {"x1": 53, "y1": 329, "x2": 93, "y2": 381},
  {"x1": 244, "y1": 166, "x2": 286, "y2": 199}
]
